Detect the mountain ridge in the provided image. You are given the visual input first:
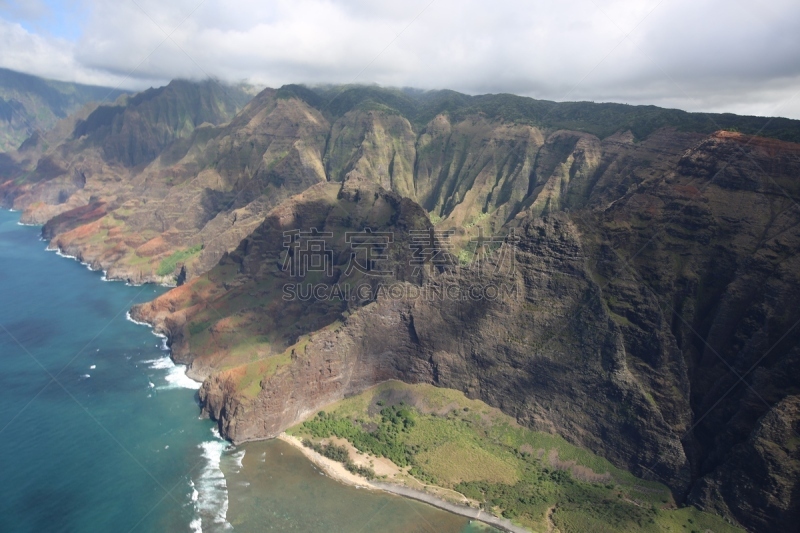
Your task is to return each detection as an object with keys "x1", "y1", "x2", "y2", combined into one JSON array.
[
  {"x1": 2, "y1": 77, "x2": 799, "y2": 532},
  {"x1": 0, "y1": 67, "x2": 128, "y2": 152}
]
